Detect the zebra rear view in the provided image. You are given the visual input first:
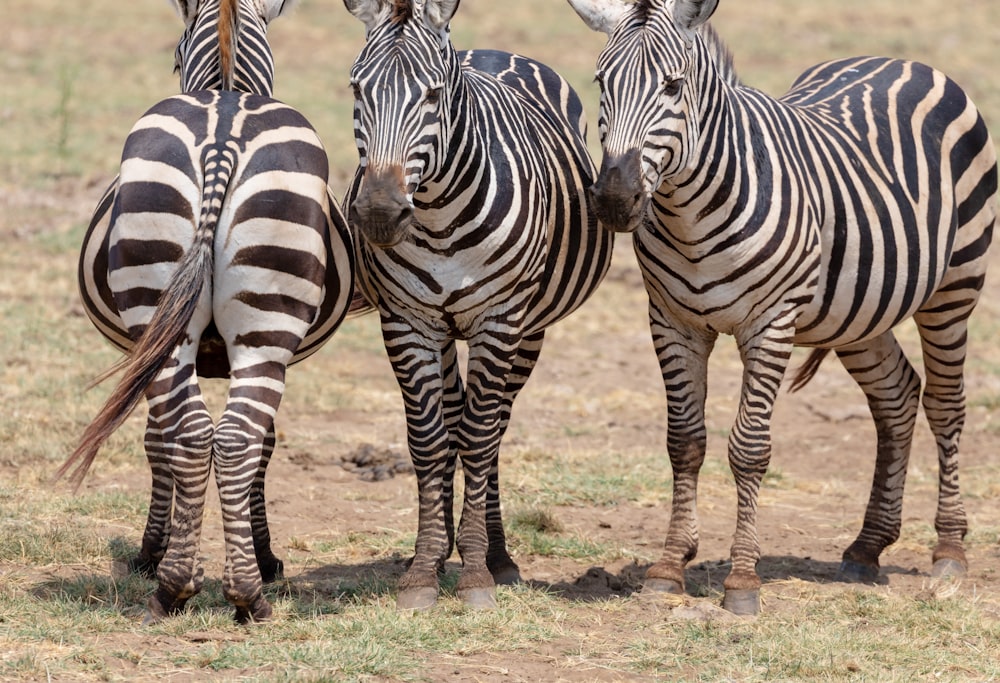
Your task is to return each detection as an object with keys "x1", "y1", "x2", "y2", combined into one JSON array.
[
  {"x1": 567, "y1": 0, "x2": 996, "y2": 615},
  {"x1": 63, "y1": 0, "x2": 357, "y2": 624}
]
